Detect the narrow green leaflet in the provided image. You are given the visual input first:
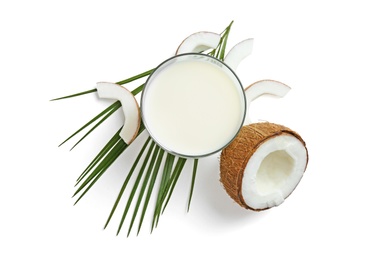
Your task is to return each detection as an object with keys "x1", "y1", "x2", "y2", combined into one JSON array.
[
  {"x1": 116, "y1": 69, "x2": 154, "y2": 85},
  {"x1": 151, "y1": 152, "x2": 175, "y2": 231},
  {"x1": 50, "y1": 89, "x2": 97, "y2": 101},
  {"x1": 187, "y1": 159, "x2": 198, "y2": 212}
]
